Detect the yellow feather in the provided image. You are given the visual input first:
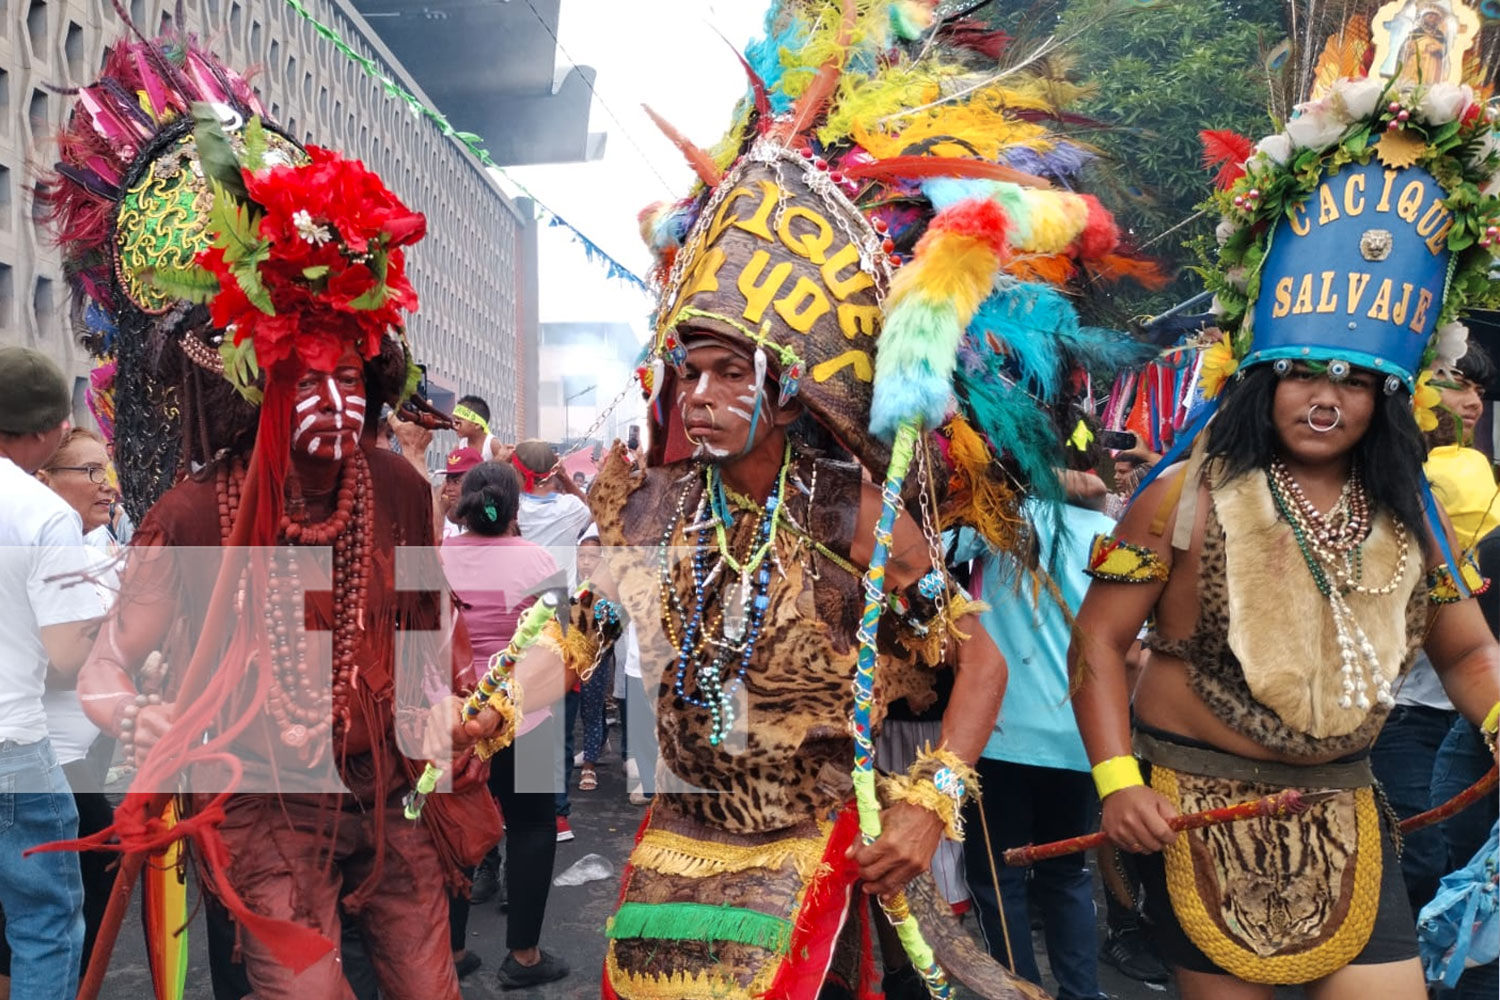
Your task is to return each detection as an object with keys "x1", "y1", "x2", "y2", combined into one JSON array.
[
  {"x1": 1017, "y1": 190, "x2": 1089, "y2": 254},
  {"x1": 891, "y1": 232, "x2": 999, "y2": 320},
  {"x1": 1308, "y1": 15, "x2": 1371, "y2": 101},
  {"x1": 941, "y1": 416, "x2": 1024, "y2": 552}
]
